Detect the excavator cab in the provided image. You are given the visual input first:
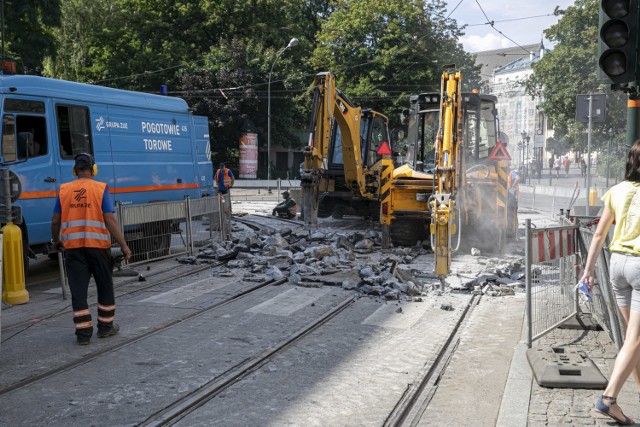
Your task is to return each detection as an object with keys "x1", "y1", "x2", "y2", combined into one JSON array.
[
  {"x1": 301, "y1": 72, "x2": 392, "y2": 226},
  {"x1": 406, "y1": 91, "x2": 500, "y2": 171},
  {"x1": 315, "y1": 100, "x2": 391, "y2": 219}
]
